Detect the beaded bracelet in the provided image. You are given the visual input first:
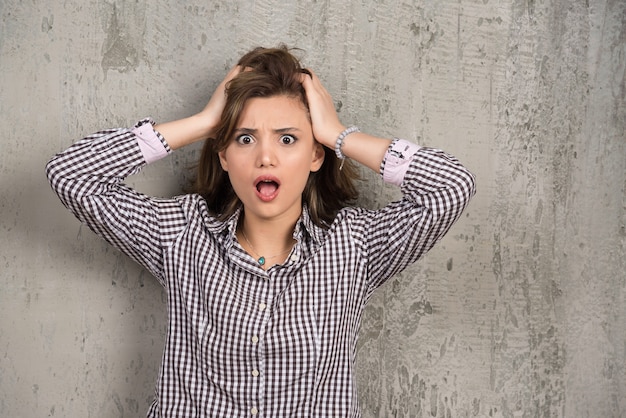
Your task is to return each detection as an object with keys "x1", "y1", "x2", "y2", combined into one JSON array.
[{"x1": 334, "y1": 126, "x2": 360, "y2": 170}]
